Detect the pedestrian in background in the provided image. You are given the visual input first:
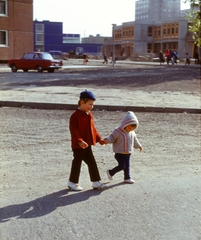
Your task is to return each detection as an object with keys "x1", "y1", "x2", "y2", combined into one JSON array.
[
  {"x1": 174, "y1": 50, "x2": 178, "y2": 65},
  {"x1": 159, "y1": 50, "x2": 165, "y2": 65},
  {"x1": 165, "y1": 49, "x2": 171, "y2": 65},
  {"x1": 83, "y1": 53, "x2": 88, "y2": 64},
  {"x1": 103, "y1": 53, "x2": 108, "y2": 64},
  {"x1": 171, "y1": 49, "x2": 177, "y2": 65},
  {"x1": 185, "y1": 53, "x2": 190, "y2": 66}
]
